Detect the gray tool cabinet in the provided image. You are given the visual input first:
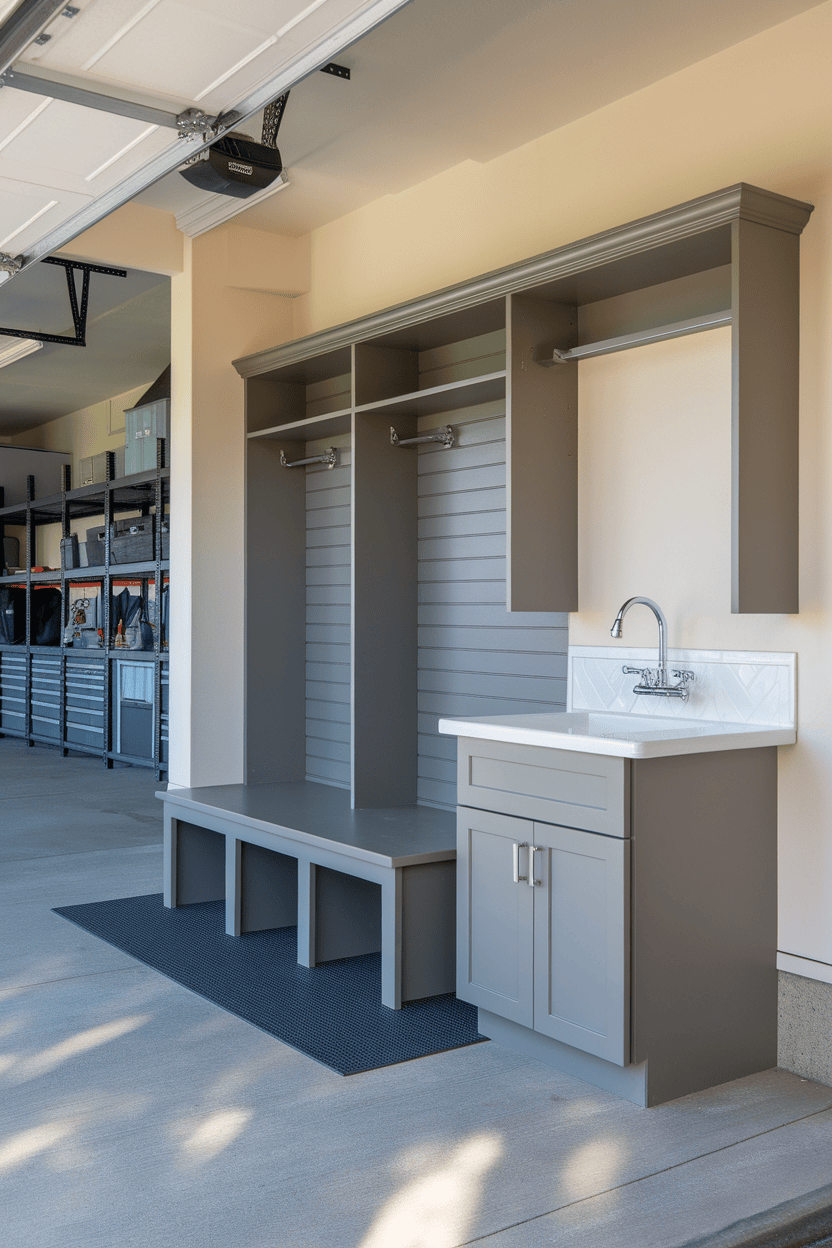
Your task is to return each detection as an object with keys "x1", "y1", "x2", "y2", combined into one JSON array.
[
  {"x1": 158, "y1": 184, "x2": 810, "y2": 1019},
  {"x1": 455, "y1": 737, "x2": 779, "y2": 1107}
]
